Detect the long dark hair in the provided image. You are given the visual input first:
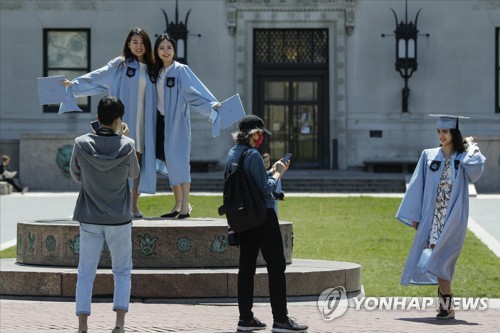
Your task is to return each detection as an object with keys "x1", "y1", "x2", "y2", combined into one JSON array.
[
  {"x1": 121, "y1": 28, "x2": 155, "y2": 79},
  {"x1": 153, "y1": 33, "x2": 177, "y2": 79},
  {"x1": 450, "y1": 128, "x2": 465, "y2": 153}
]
